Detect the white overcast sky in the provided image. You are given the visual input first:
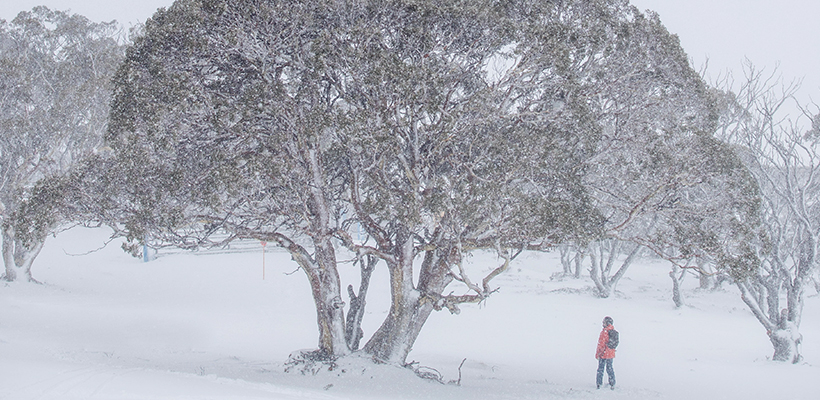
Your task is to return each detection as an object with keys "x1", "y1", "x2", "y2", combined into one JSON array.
[
  {"x1": 3, "y1": 0, "x2": 819, "y2": 108},
  {"x1": 631, "y1": 0, "x2": 820, "y2": 108}
]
